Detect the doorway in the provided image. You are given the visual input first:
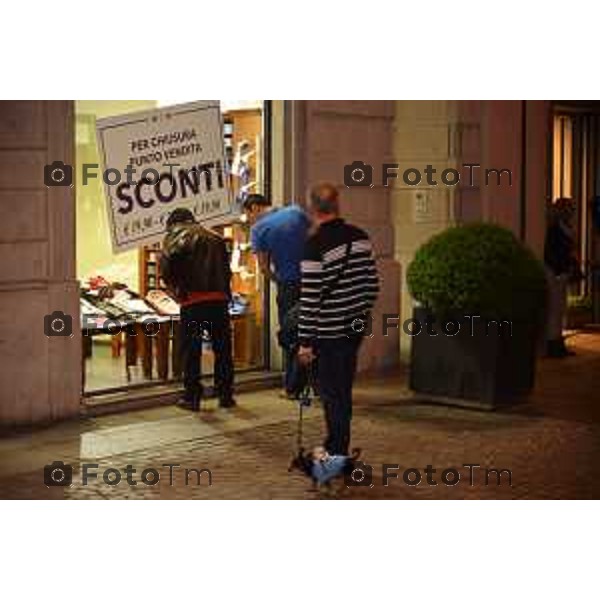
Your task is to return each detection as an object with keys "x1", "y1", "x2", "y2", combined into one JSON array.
[{"x1": 552, "y1": 102, "x2": 600, "y2": 323}]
